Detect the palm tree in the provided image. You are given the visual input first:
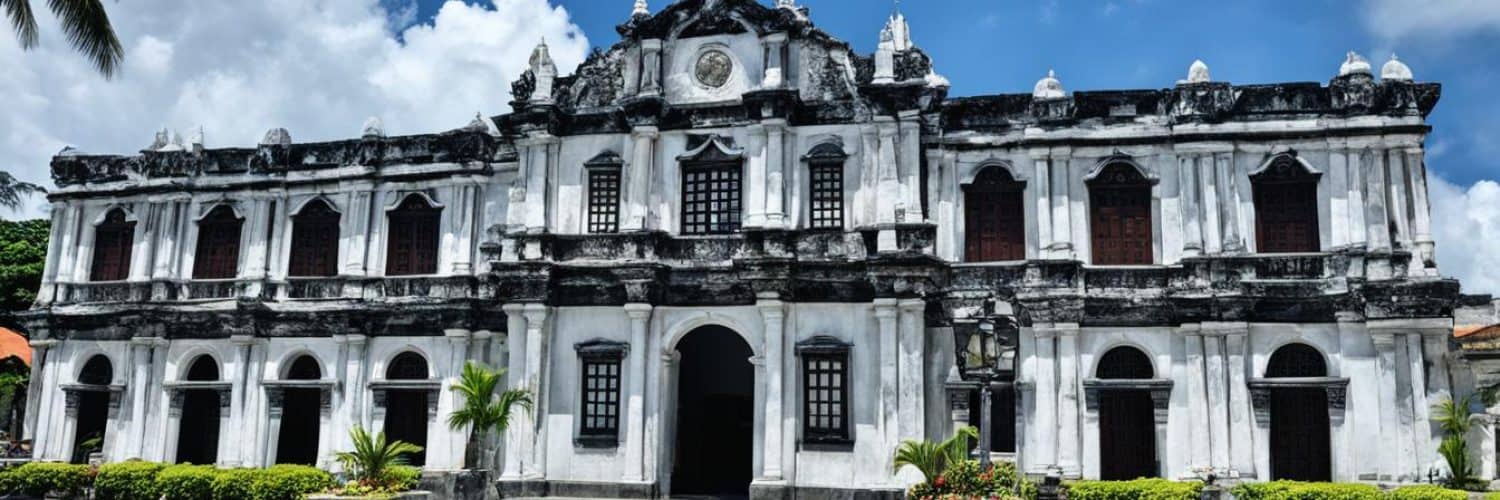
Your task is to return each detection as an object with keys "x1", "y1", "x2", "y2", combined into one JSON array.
[
  {"x1": 0, "y1": 172, "x2": 44, "y2": 211},
  {"x1": 893, "y1": 425, "x2": 979, "y2": 483},
  {"x1": 335, "y1": 426, "x2": 423, "y2": 487},
  {"x1": 2, "y1": 0, "x2": 124, "y2": 77},
  {"x1": 447, "y1": 361, "x2": 532, "y2": 470},
  {"x1": 1433, "y1": 395, "x2": 1477, "y2": 488}
]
